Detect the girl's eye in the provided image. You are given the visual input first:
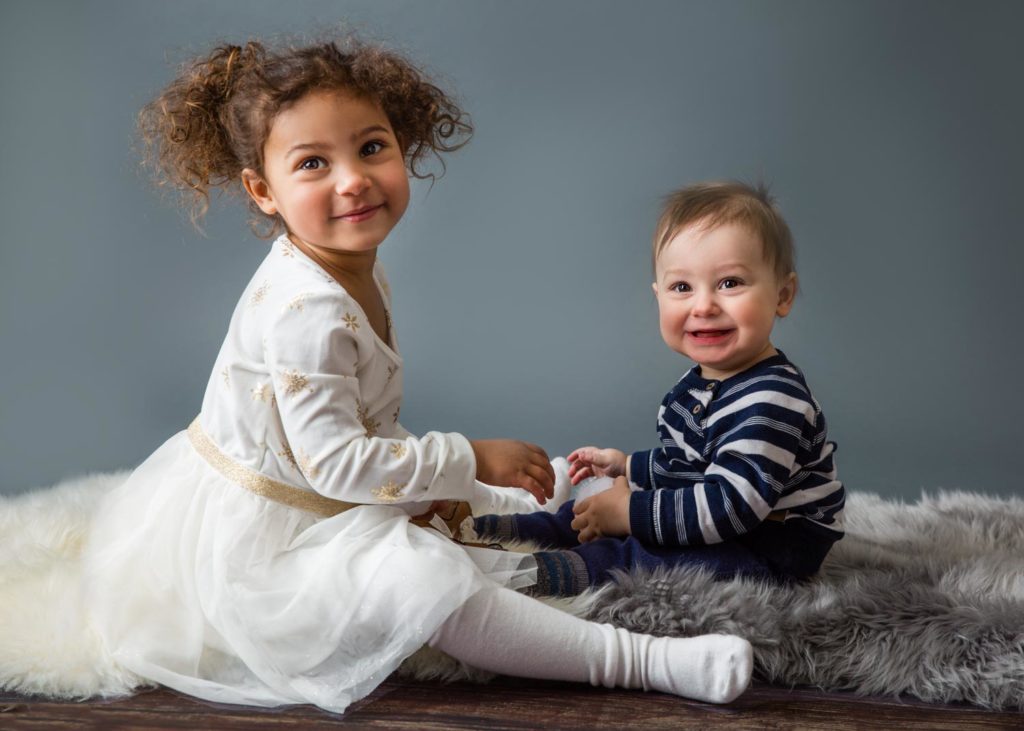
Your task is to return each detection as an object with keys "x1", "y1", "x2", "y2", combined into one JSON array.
[
  {"x1": 360, "y1": 140, "x2": 385, "y2": 157},
  {"x1": 670, "y1": 282, "x2": 690, "y2": 293},
  {"x1": 719, "y1": 278, "x2": 743, "y2": 289},
  {"x1": 299, "y1": 157, "x2": 326, "y2": 171}
]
